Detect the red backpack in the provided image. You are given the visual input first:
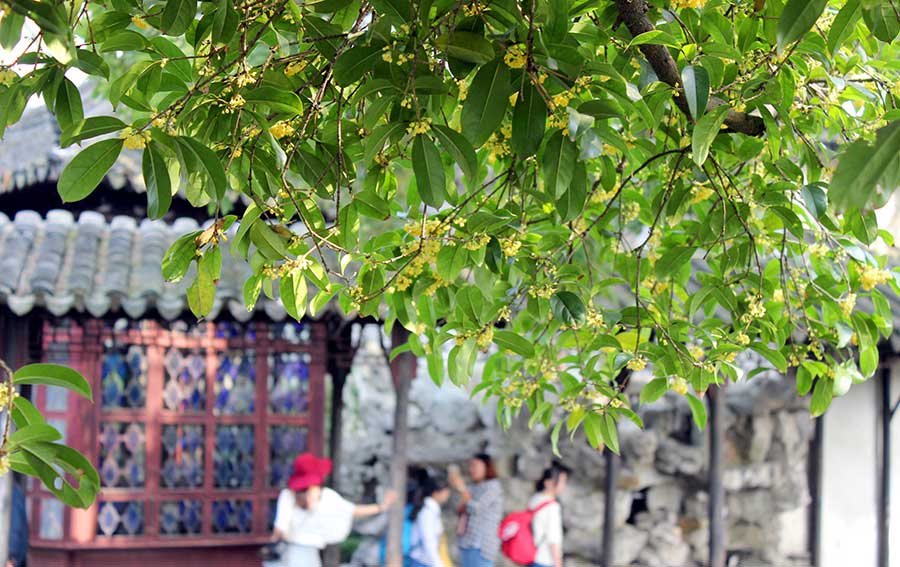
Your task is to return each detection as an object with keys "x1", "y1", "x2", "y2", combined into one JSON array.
[{"x1": 497, "y1": 500, "x2": 557, "y2": 565}]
